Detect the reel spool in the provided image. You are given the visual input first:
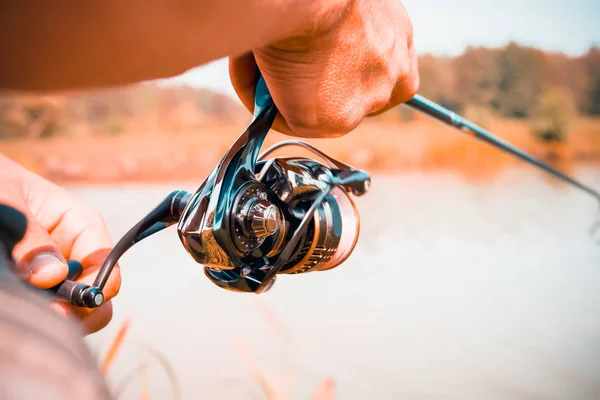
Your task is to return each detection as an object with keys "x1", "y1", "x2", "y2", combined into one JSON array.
[
  {"x1": 183, "y1": 147, "x2": 368, "y2": 293},
  {"x1": 46, "y1": 75, "x2": 370, "y2": 307}
]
